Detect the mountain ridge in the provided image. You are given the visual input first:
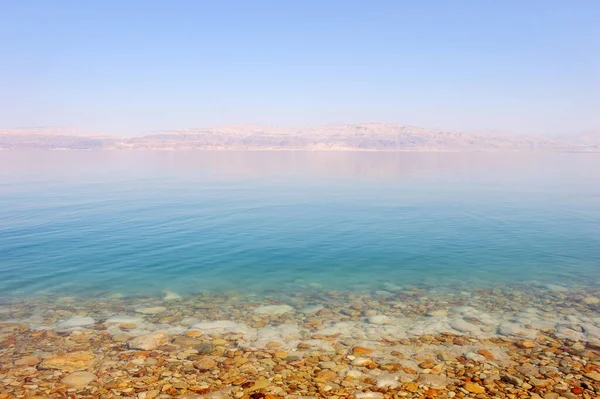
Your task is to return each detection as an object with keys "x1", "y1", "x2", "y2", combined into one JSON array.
[{"x1": 0, "y1": 124, "x2": 597, "y2": 151}]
